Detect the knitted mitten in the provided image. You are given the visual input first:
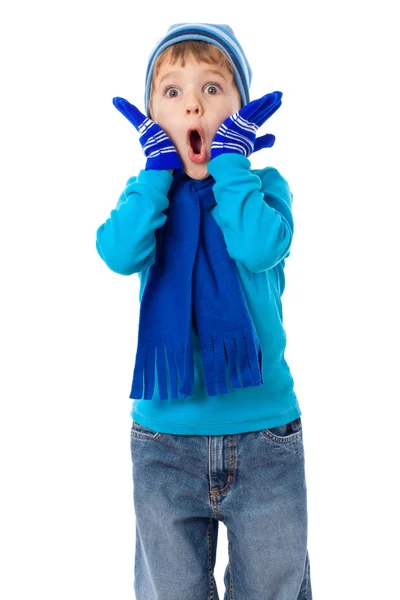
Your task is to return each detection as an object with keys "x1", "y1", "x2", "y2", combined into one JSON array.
[
  {"x1": 210, "y1": 91, "x2": 283, "y2": 159},
  {"x1": 113, "y1": 97, "x2": 184, "y2": 171}
]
